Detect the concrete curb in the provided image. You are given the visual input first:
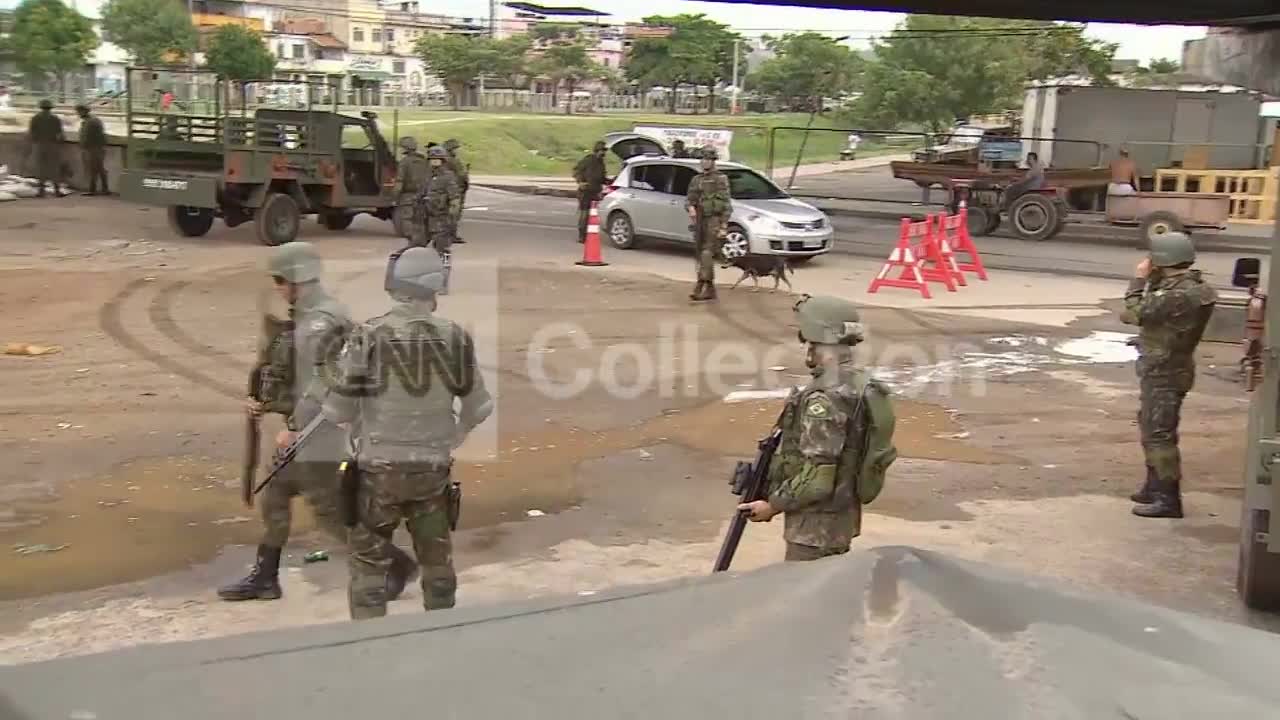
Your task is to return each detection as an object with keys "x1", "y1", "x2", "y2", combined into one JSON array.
[{"x1": 476, "y1": 183, "x2": 578, "y2": 199}]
